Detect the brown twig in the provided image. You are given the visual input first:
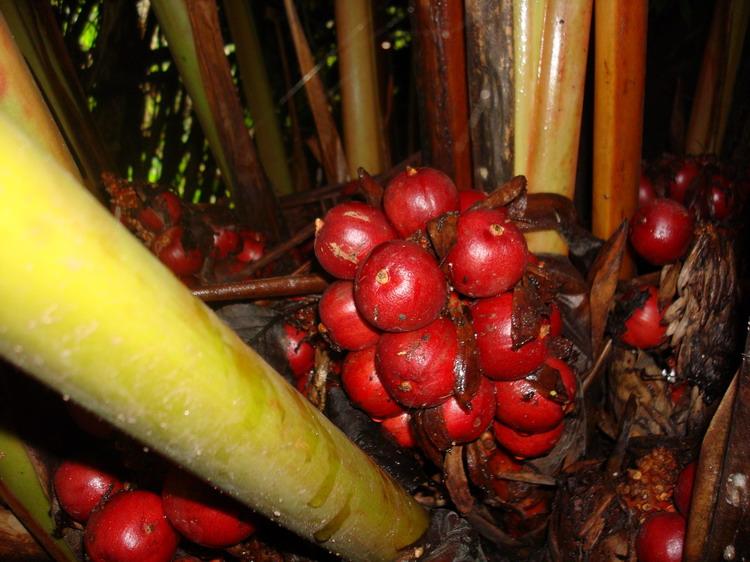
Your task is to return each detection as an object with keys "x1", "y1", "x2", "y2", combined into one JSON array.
[{"x1": 192, "y1": 274, "x2": 327, "y2": 302}]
